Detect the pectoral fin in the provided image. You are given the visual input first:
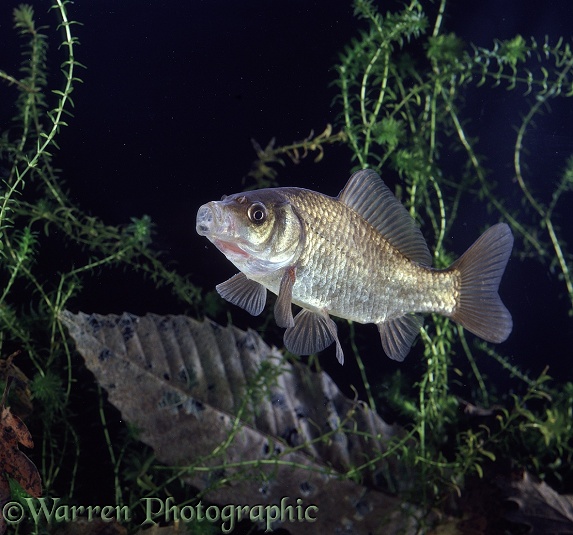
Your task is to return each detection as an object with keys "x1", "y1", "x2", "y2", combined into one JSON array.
[
  {"x1": 284, "y1": 309, "x2": 345, "y2": 365},
  {"x1": 216, "y1": 272, "x2": 266, "y2": 316},
  {"x1": 377, "y1": 314, "x2": 423, "y2": 361},
  {"x1": 274, "y1": 266, "x2": 296, "y2": 328}
]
